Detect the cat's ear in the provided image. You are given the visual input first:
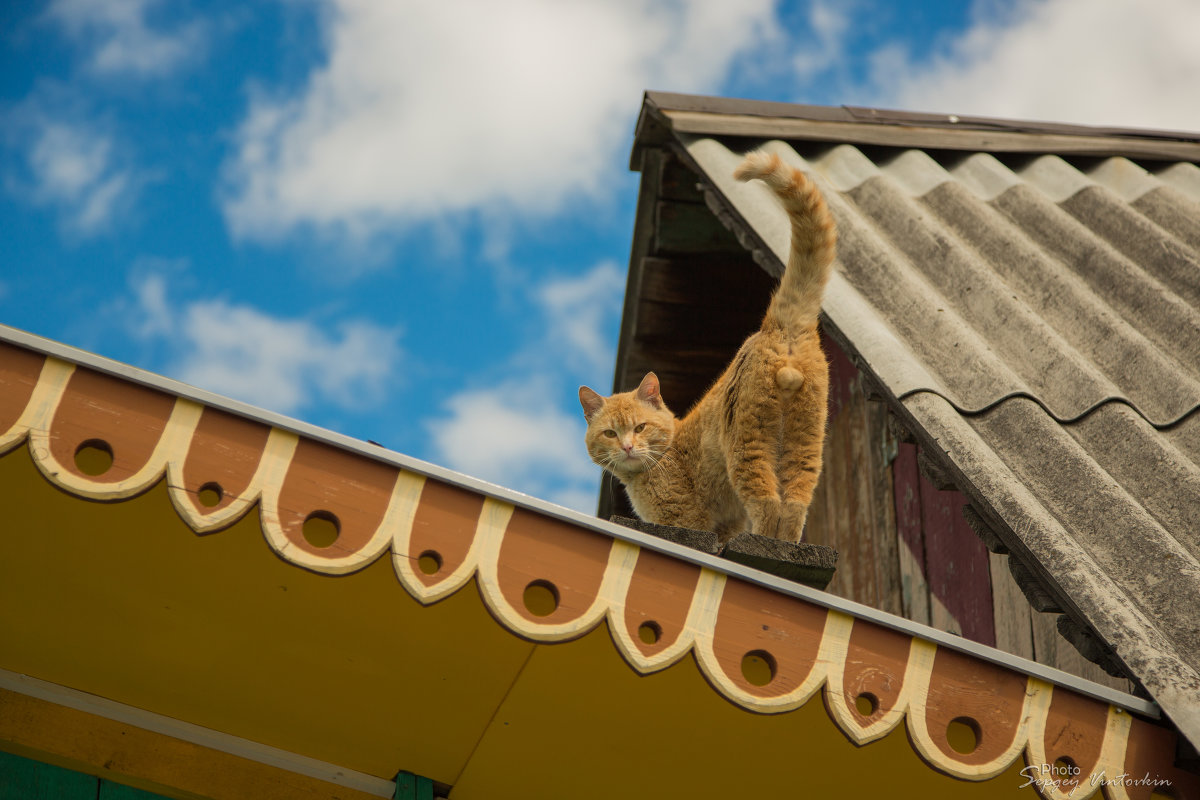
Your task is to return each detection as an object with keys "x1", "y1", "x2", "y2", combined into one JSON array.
[
  {"x1": 636, "y1": 372, "x2": 664, "y2": 409},
  {"x1": 578, "y1": 386, "x2": 605, "y2": 421}
]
